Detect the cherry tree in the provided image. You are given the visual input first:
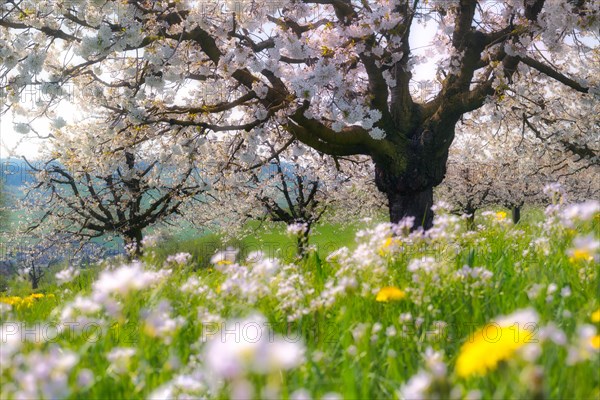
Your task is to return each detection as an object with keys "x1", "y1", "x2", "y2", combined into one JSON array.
[
  {"x1": 441, "y1": 108, "x2": 599, "y2": 225},
  {"x1": 1, "y1": 0, "x2": 598, "y2": 228},
  {"x1": 238, "y1": 154, "x2": 330, "y2": 257},
  {"x1": 194, "y1": 135, "x2": 384, "y2": 256},
  {"x1": 562, "y1": 167, "x2": 600, "y2": 203},
  {"x1": 23, "y1": 120, "x2": 210, "y2": 255},
  {"x1": 437, "y1": 158, "x2": 496, "y2": 228}
]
